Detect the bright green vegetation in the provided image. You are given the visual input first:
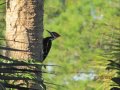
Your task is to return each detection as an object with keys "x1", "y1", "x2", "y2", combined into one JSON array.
[
  {"x1": 0, "y1": 1, "x2": 5, "y2": 36},
  {"x1": 106, "y1": 30, "x2": 120, "y2": 90},
  {"x1": 43, "y1": 0, "x2": 120, "y2": 90},
  {"x1": 0, "y1": 1, "x2": 5, "y2": 55},
  {"x1": 0, "y1": 0, "x2": 120, "y2": 90}
]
